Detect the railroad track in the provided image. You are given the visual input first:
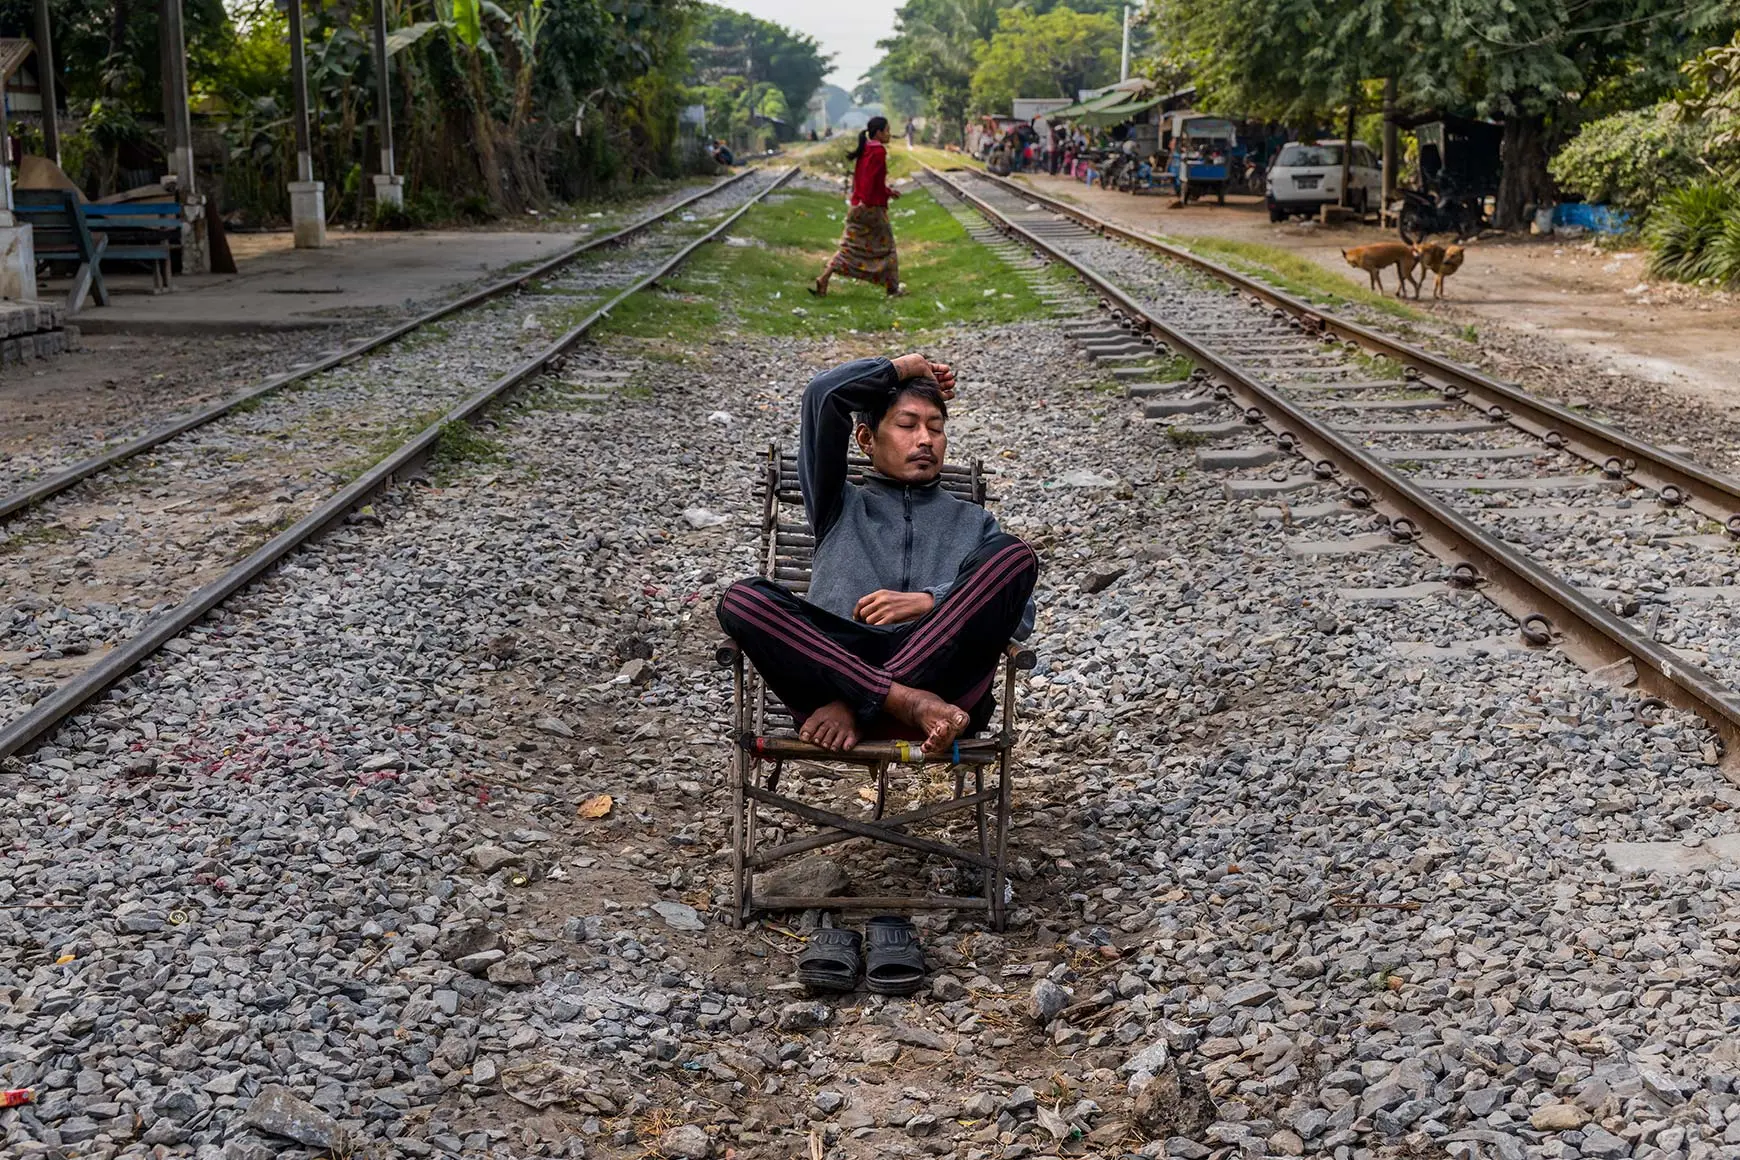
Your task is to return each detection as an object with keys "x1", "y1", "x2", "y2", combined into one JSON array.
[
  {"x1": 0, "y1": 166, "x2": 798, "y2": 758},
  {"x1": 0, "y1": 168, "x2": 762, "y2": 515},
  {"x1": 923, "y1": 165, "x2": 1740, "y2": 768}
]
